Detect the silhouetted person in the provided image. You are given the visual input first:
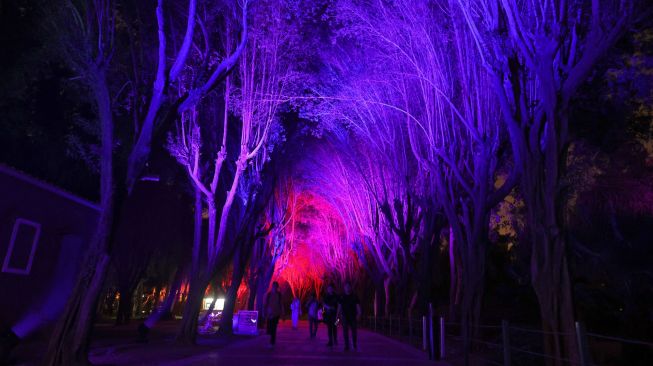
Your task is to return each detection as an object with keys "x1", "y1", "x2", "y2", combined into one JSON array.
[
  {"x1": 322, "y1": 285, "x2": 338, "y2": 347},
  {"x1": 264, "y1": 282, "x2": 284, "y2": 346},
  {"x1": 291, "y1": 297, "x2": 301, "y2": 330},
  {"x1": 338, "y1": 282, "x2": 361, "y2": 351},
  {"x1": 306, "y1": 293, "x2": 319, "y2": 338}
]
